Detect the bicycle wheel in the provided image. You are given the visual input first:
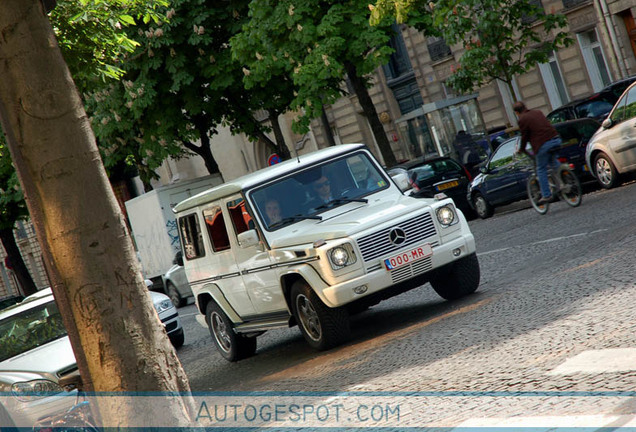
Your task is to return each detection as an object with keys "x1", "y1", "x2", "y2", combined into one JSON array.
[
  {"x1": 526, "y1": 175, "x2": 549, "y2": 215},
  {"x1": 558, "y1": 168, "x2": 582, "y2": 207}
]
